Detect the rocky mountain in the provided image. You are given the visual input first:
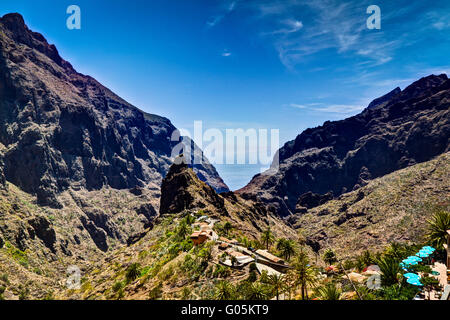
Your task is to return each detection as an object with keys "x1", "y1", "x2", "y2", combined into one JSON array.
[
  {"x1": 159, "y1": 156, "x2": 294, "y2": 237},
  {"x1": 289, "y1": 151, "x2": 450, "y2": 256},
  {"x1": 58, "y1": 160, "x2": 296, "y2": 300},
  {"x1": 238, "y1": 74, "x2": 450, "y2": 216},
  {"x1": 0, "y1": 13, "x2": 228, "y2": 209}
]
